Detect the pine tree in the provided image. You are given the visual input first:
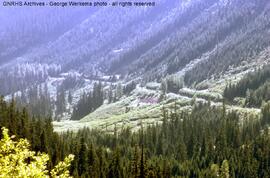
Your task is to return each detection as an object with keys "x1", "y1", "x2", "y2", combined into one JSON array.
[
  {"x1": 78, "y1": 138, "x2": 88, "y2": 176},
  {"x1": 132, "y1": 146, "x2": 140, "y2": 178},
  {"x1": 87, "y1": 143, "x2": 98, "y2": 177},
  {"x1": 108, "y1": 148, "x2": 123, "y2": 178},
  {"x1": 68, "y1": 91, "x2": 73, "y2": 104},
  {"x1": 56, "y1": 86, "x2": 66, "y2": 117},
  {"x1": 139, "y1": 145, "x2": 147, "y2": 178}
]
